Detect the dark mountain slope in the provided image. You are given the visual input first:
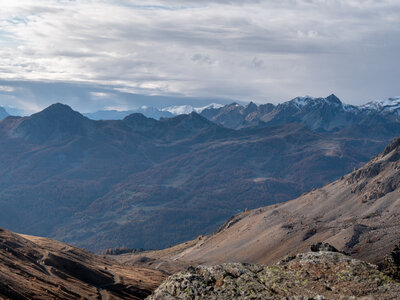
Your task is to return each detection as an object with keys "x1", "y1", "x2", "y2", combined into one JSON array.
[
  {"x1": 124, "y1": 136, "x2": 400, "y2": 271},
  {"x1": 0, "y1": 103, "x2": 398, "y2": 251},
  {"x1": 56, "y1": 124, "x2": 387, "y2": 251},
  {"x1": 12, "y1": 103, "x2": 95, "y2": 143}
]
